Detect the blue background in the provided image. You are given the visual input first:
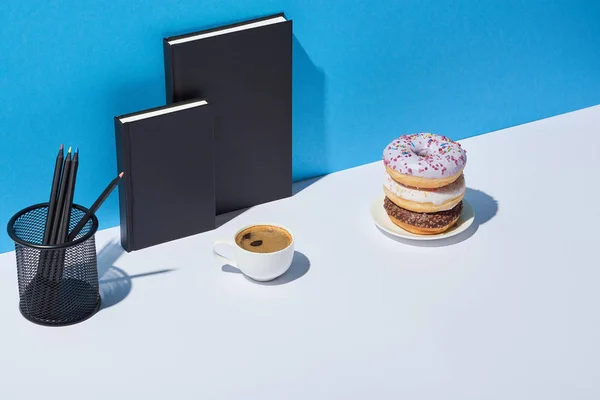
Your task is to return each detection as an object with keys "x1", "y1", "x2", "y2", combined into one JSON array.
[{"x1": 1, "y1": 0, "x2": 600, "y2": 253}]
